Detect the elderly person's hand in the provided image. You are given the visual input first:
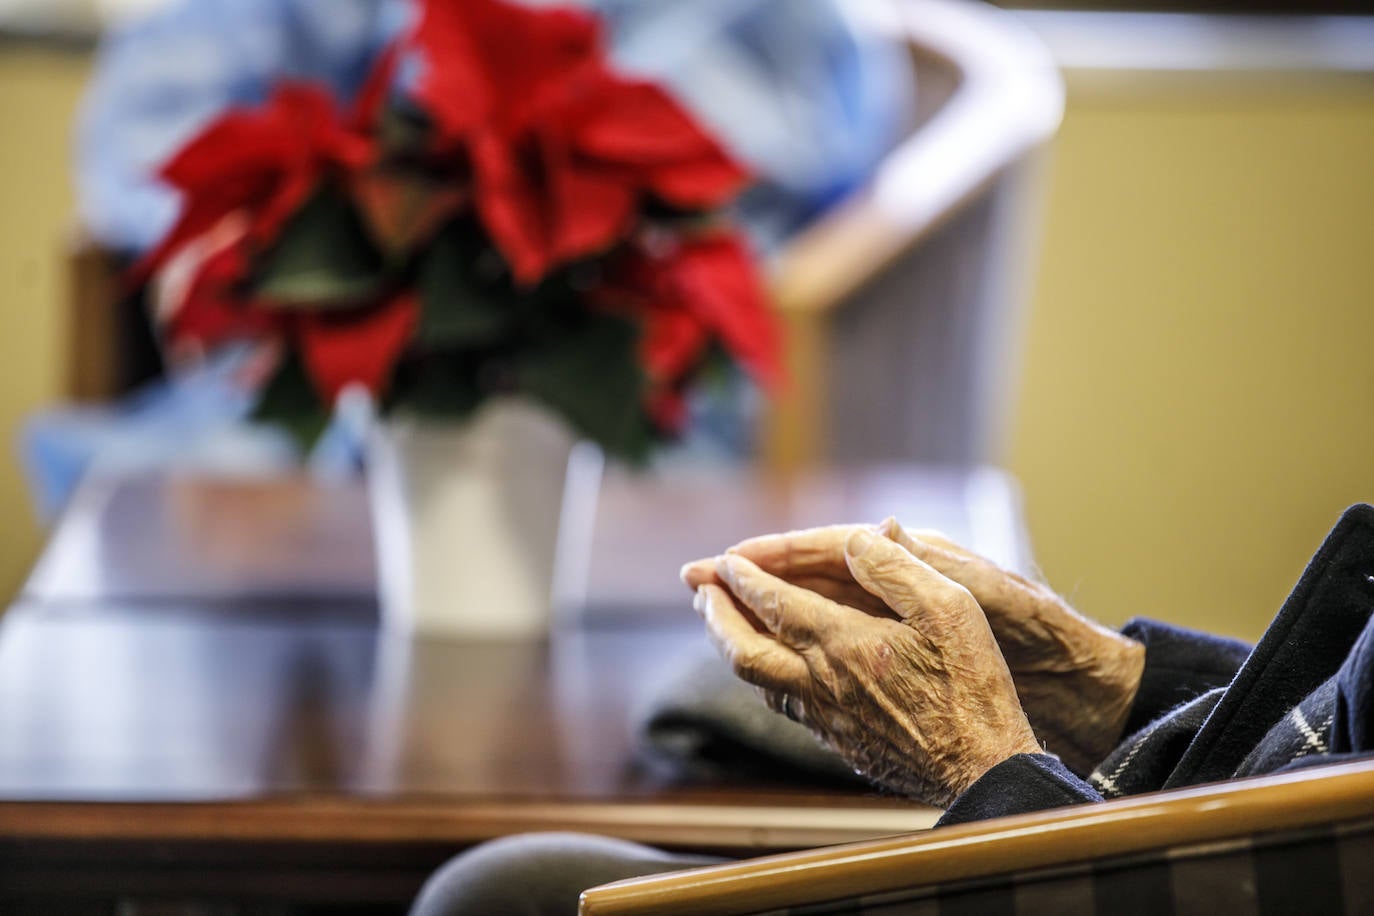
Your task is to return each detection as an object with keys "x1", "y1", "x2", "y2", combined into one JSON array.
[
  {"x1": 687, "y1": 528, "x2": 1041, "y2": 806},
  {"x1": 687, "y1": 521, "x2": 1145, "y2": 775}
]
